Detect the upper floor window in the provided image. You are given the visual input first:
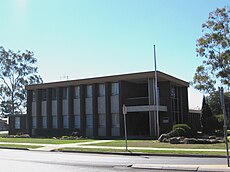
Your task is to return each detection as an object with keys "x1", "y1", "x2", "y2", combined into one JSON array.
[
  {"x1": 32, "y1": 91, "x2": 36, "y2": 102},
  {"x1": 86, "y1": 85, "x2": 92, "y2": 98},
  {"x1": 74, "y1": 86, "x2": 80, "y2": 99},
  {"x1": 52, "y1": 88, "x2": 57, "y2": 100},
  {"x1": 111, "y1": 82, "x2": 119, "y2": 95},
  {"x1": 98, "y1": 84, "x2": 105, "y2": 97},
  {"x1": 63, "y1": 87, "x2": 68, "y2": 100},
  {"x1": 171, "y1": 87, "x2": 176, "y2": 98},
  {"x1": 42, "y1": 89, "x2": 47, "y2": 101}
]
